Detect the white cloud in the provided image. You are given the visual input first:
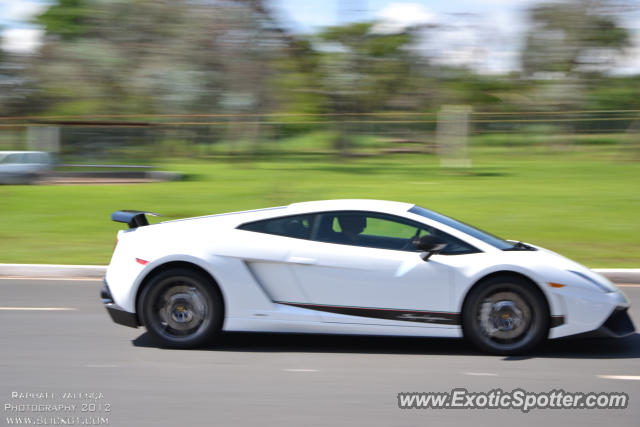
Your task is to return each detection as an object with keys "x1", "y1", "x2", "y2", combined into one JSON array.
[
  {"x1": 0, "y1": 0, "x2": 49, "y2": 22},
  {"x1": 407, "y1": 10, "x2": 524, "y2": 74},
  {"x1": 0, "y1": 1, "x2": 48, "y2": 53},
  {"x1": 372, "y1": 2, "x2": 435, "y2": 34},
  {"x1": 1, "y1": 28, "x2": 44, "y2": 53},
  {"x1": 272, "y1": 0, "x2": 338, "y2": 34},
  {"x1": 613, "y1": 33, "x2": 640, "y2": 75}
]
